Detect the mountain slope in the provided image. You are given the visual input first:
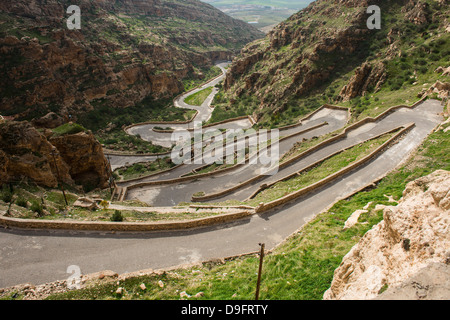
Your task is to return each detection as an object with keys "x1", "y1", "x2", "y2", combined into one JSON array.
[
  {"x1": 216, "y1": 0, "x2": 449, "y2": 127},
  {"x1": 0, "y1": 0, "x2": 263, "y2": 124}
]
